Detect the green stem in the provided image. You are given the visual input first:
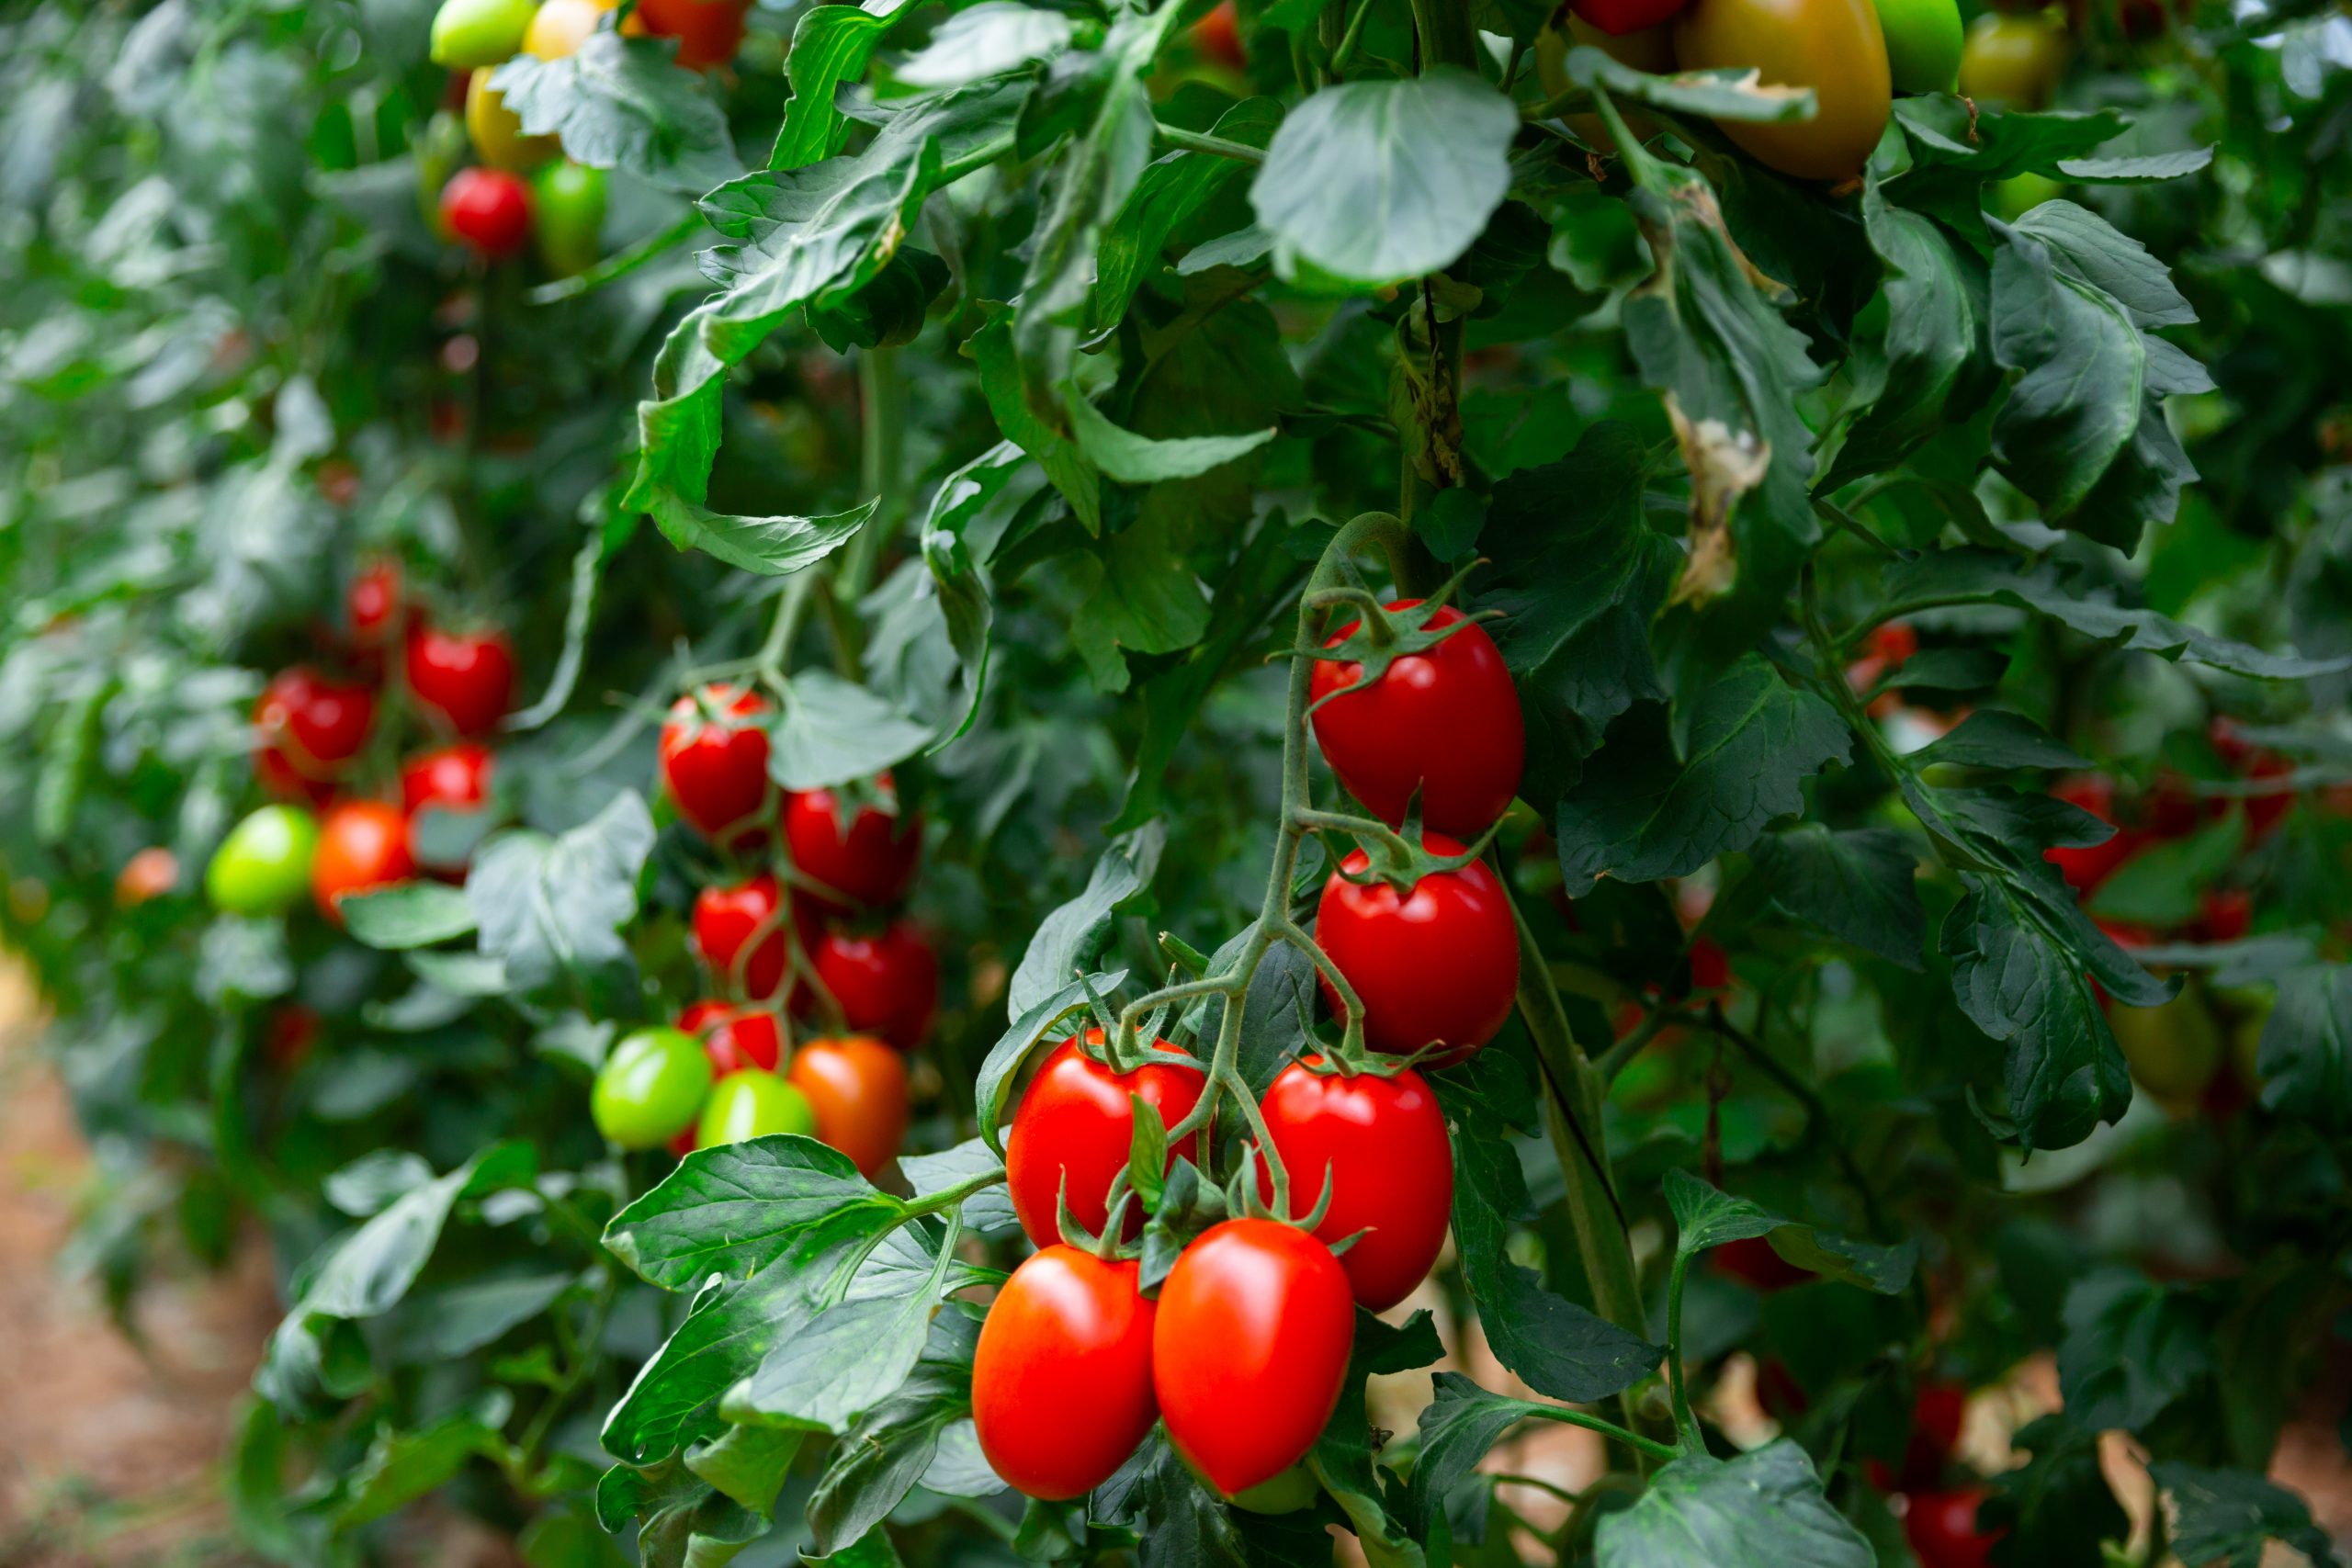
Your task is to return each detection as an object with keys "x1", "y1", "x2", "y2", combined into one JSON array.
[
  {"x1": 526, "y1": 209, "x2": 703, "y2": 306},
  {"x1": 1152, "y1": 121, "x2": 1266, "y2": 164},
  {"x1": 1532, "y1": 1409, "x2": 1682, "y2": 1464},
  {"x1": 1328, "y1": 0, "x2": 1379, "y2": 75},
  {"x1": 1665, "y1": 1250, "x2": 1702, "y2": 1451}
]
